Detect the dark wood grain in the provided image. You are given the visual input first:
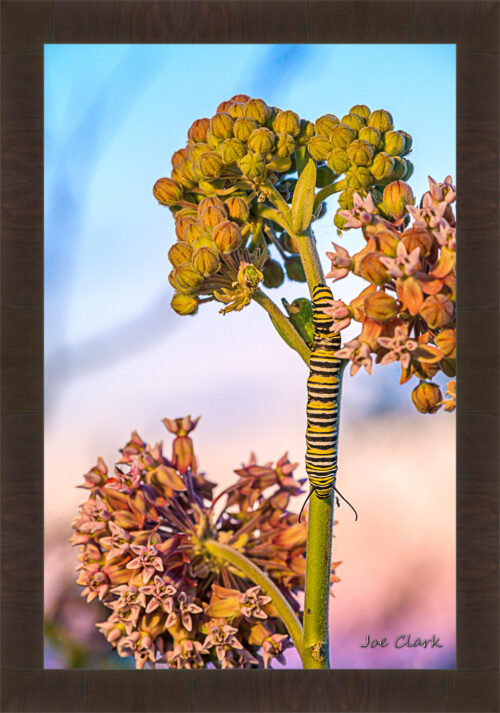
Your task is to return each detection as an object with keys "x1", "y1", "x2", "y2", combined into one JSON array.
[{"x1": 1, "y1": 1, "x2": 498, "y2": 712}]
